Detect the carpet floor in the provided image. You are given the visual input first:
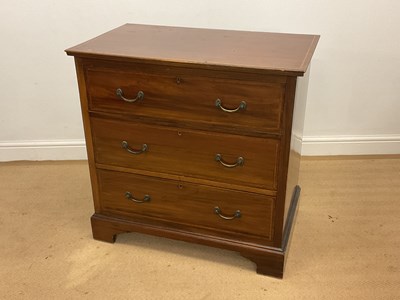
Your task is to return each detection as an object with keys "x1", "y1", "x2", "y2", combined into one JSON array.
[{"x1": 0, "y1": 158, "x2": 399, "y2": 299}]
